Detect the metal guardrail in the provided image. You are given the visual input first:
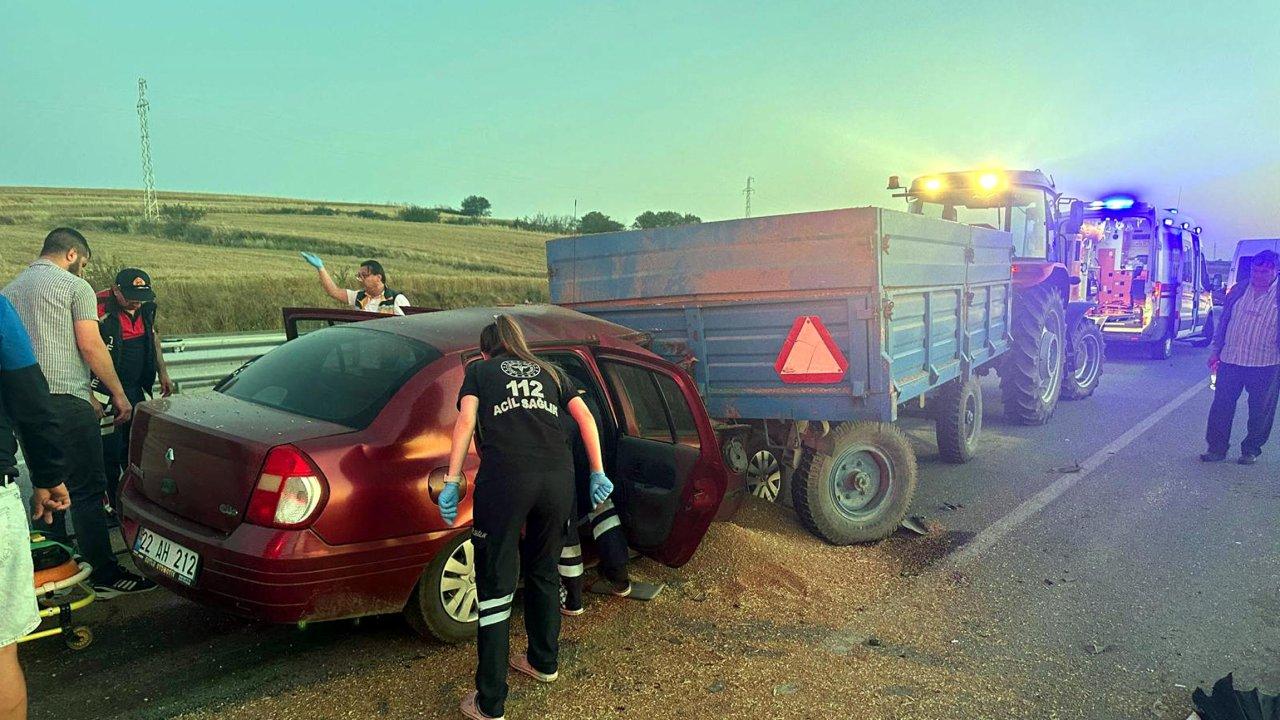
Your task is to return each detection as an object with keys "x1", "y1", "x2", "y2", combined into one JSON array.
[{"x1": 162, "y1": 331, "x2": 285, "y2": 395}]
